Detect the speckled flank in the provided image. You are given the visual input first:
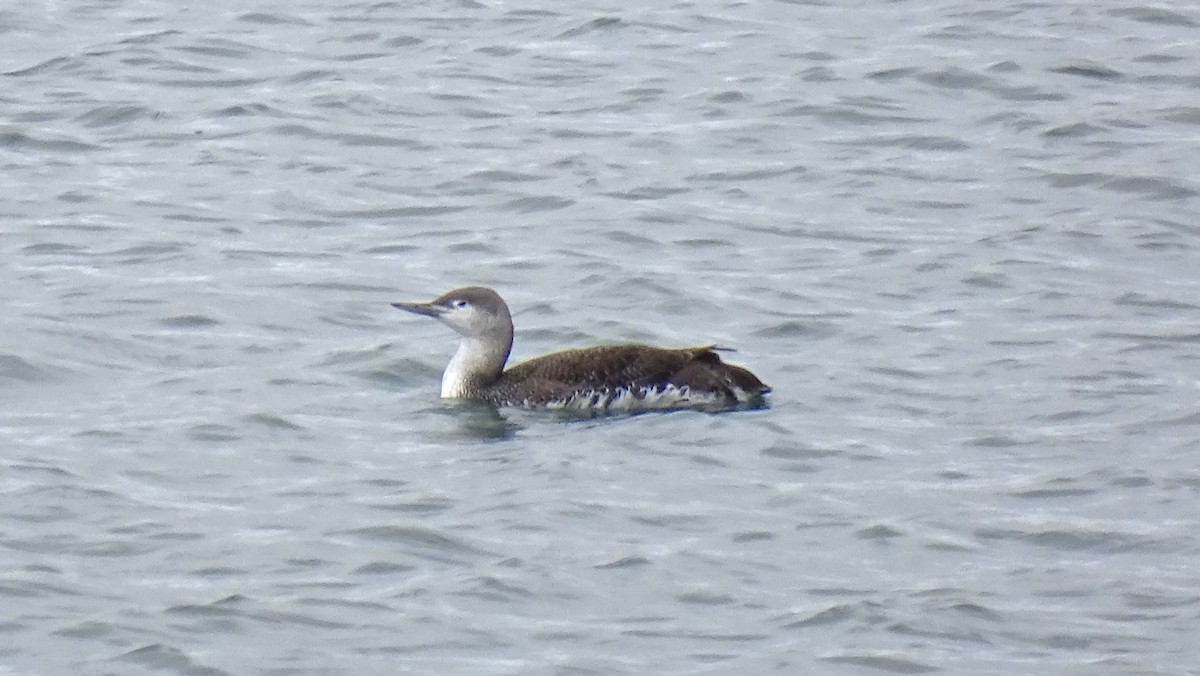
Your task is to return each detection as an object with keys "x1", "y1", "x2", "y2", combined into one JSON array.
[{"x1": 541, "y1": 384, "x2": 753, "y2": 412}]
